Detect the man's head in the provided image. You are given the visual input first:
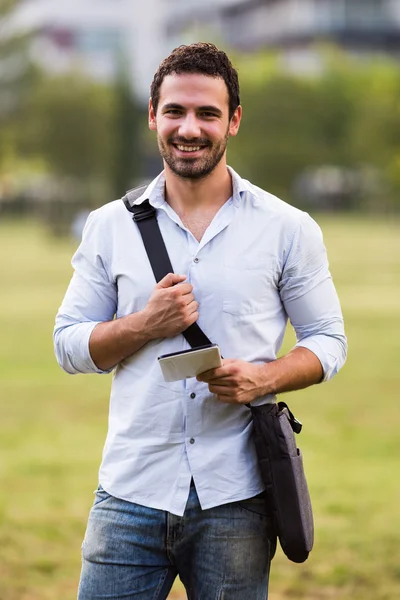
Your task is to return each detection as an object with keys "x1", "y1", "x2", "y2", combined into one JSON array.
[
  {"x1": 149, "y1": 43, "x2": 242, "y2": 180},
  {"x1": 150, "y1": 42, "x2": 240, "y2": 121}
]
